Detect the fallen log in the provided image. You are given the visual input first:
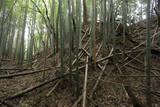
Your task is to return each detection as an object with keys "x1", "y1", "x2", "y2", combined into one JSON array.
[{"x1": 0, "y1": 68, "x2": 50, "y2": 79}]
